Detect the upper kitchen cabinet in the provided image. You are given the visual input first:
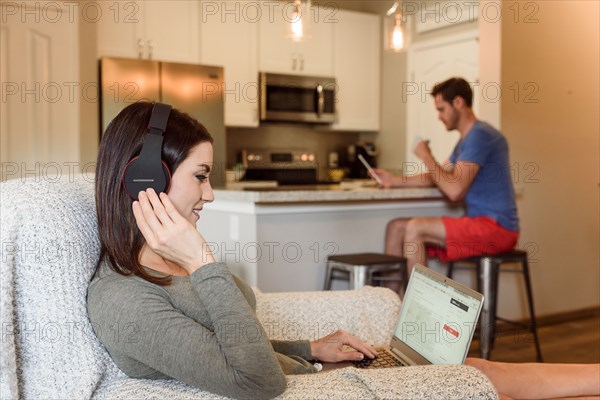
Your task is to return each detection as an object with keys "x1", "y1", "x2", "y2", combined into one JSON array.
[
  {"x1": 259, "y1": 3, "x2": 334, "y2": 76},
  {"x1": 199, "y1": 1, "x2": 259, "y2": 127},
  {"x1": 97, "y1": 0, "x2": 199, "y2": 64},
  {"x1": 331, "y1": 10, "x2": 381, "y2": 131}
]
